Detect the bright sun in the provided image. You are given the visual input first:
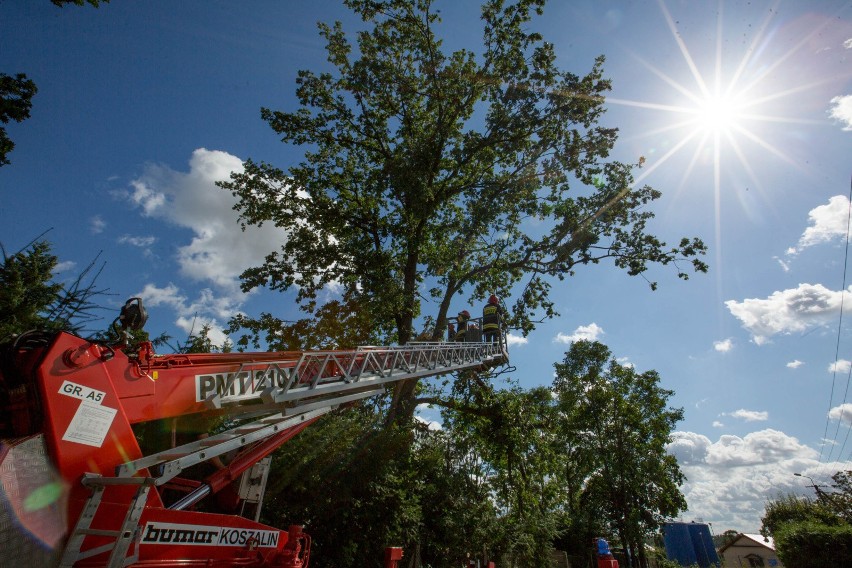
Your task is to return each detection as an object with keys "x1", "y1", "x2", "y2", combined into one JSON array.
[
  {"x1": 601, "y1": 0, "x2": 809, "y2": 298},
  {"x1": 603, "y1": 0, "x2": 804, "y2": 195},
  {"x1": 693, "y1": 93, "x2": 744, "y2": 134}
]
